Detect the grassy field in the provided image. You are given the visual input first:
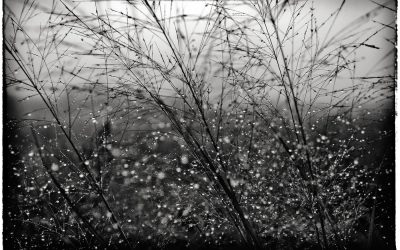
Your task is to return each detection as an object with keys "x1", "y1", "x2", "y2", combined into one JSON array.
[{"x1": 4, "y1": 0, "x2": 395, "y2": 249}]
